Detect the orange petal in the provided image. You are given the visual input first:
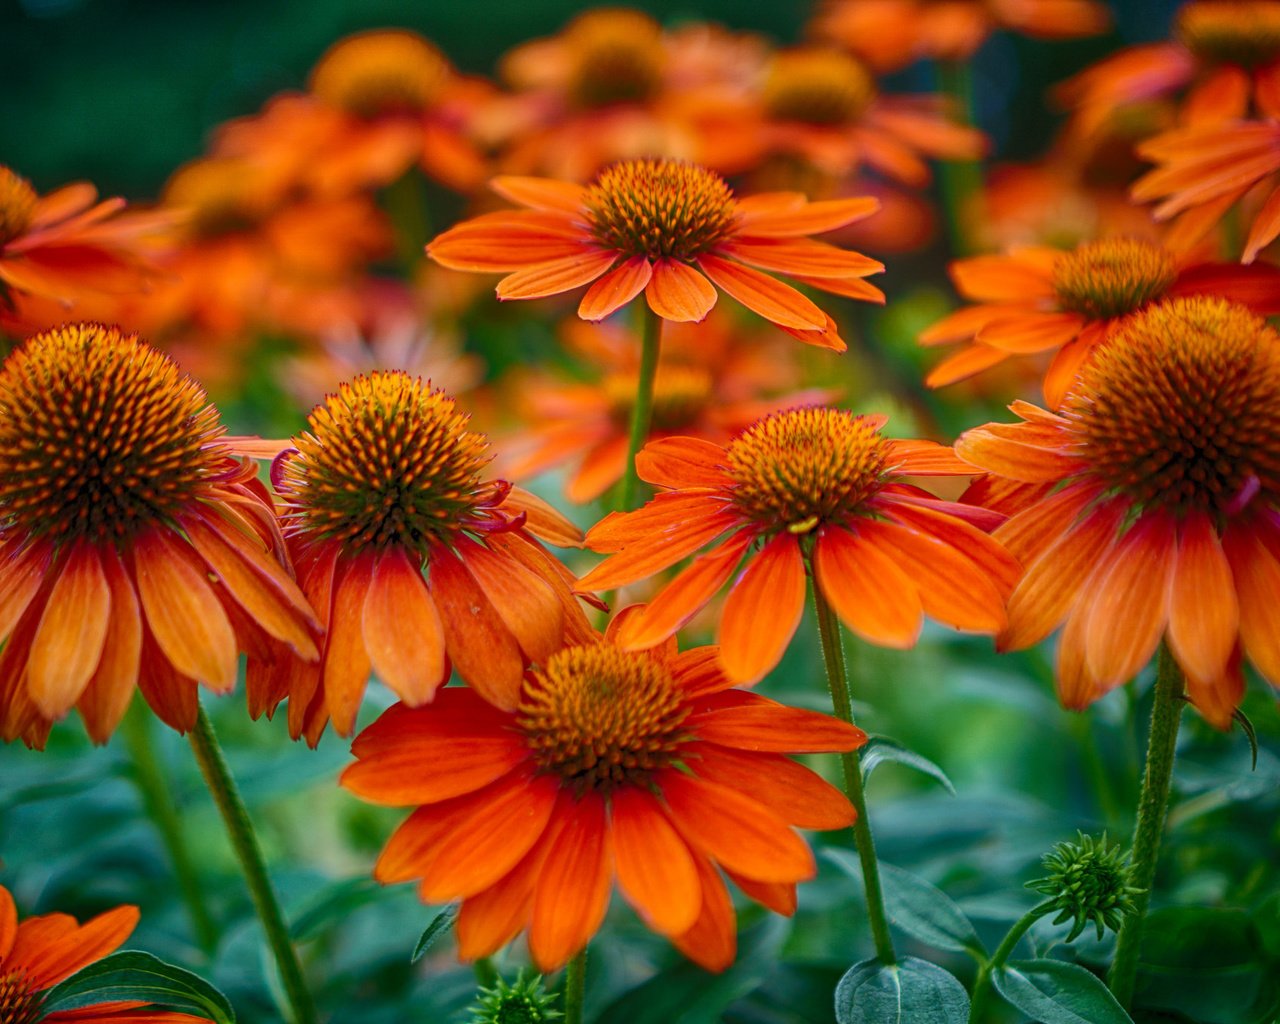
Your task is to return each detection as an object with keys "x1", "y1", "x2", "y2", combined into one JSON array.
[
  {"x1": 645, "y1": 259, "x2": 718, "y2": 322},
  {"x1": 976, "y1": 312, "x2": 1085, "y2": 354},
  {"x1": 625, "y1": 533, "x2": 752, "y2": 649},
  {"x1": 671, "y1": 853, "x2": 736, "y2": 972},
  {"x1": 321, "y1": 550, "x2": 376, "y2": 735},
  {"x1": 697, "y1": 253, "x2": 826, "y2": 330},
  {"x1": 579, "y1": 505, "x2": 739, "y2": 591},
  {"x1": 12, "y1": 904, "x2": 138, "y2": 991},
  {"x1": 737, "y1": 195, "x2": 879, "y2": 236},
  {"x1": 27, "y1": 541, "x2": 110, "y2": 719},
  {"x1": 456, "y1": 535, "x2": 563, "y2": 664},
  {"x1": 1243, "y1": 183, "x2": 1280, "y2": 263},
  {"x1": 502, "y1": 487, "x2": 584, "y2": 548},
  {"x1": 727, "y1": 872, "x2": 796, "y2": 916},
  {"x1": 456, "y1": 842, "x2": 544, "y2": 962},
  {"x1": 578, "y1": 256, "x2": 653, "y2": 321},
  {"x1": 0, "y1": 887, "x2": 15, "y2": 959},
  {"x1": 992, "y1": 480, "x2": 1096, "y2": 565},
  {"x1": 718, "y1": 534, "x2": 805, "y2": 684},
  {"x1": 919, "y1": 303, "x2": 1024, "y2": 345},
  {"x1": 718, "y1": 239, "x2": 883, "y2": 278},
  {"x1": 686, "y1": 741, "x2": 854, "y2": 830},
  {"x1": 688, "y1": 692, "x2": 866, "y2": 753},
  {"x1": 133, "y1": 528, "x2": 238, "y2": 692},
  {"x1": 813, "y1": 524, "x2": 922, "y2": 649},
  {"x1": 528, "y1": 792, "x2": 612, "y2": 972},
  {"x1": 1056, "y1": 599, "x2": 1100, "y2": 710},
  {"x1": 886, "y1": 438, "x2": 980, "y2": 476},
  {"x1": 496, "y1": 250, "x2": 617, "y2": 301},
  {"x1": 955, "y1": 423, "x2": 1078, "y2": 482},
  {"x1": 0, "y1": 539, "x2": 50, "y2": 644},
  {"x1": 661, "y1": 771, "x2": 814, "y2": 884},
  {"x1": 925, "y1": 343, "x2": 1010, "y2": 388},
  {"x1": 949, "y1": 252, "x2": 1057, "y2": 301},
  {"x1": 1084, "y1": 514, "x2": 1175, "y2": 688},
  {"x1": 1167, "y1": 511, "x2": 1238, "y2": 687},
  {"x1": 611, "y1": 787, "x2": 702, "y2": 935},
  {"x1": 362, "y1": 546, "x2": 446, "y2": 706},
  {"x1": 883, "y1": 499, "x2": 1021, "y2": 594},
  {"x1": 586, "y1": 492, "x2": 731, "y2": 551},
  {"x1": 77, "y1": 548, "x2": 142, "y2": 744},
  {"x1": 490, "y1": 176, "x2": 588, "y2": 213},
  {"x1": 1222, "y1": 526, "x2": 1280, "y2": 686},
  {"x1": 342, "y1": 739, "x2": 527, "y2": 808},
  {"x1": 635, "y1": 436, "x2": 732, "y2": 489}
]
